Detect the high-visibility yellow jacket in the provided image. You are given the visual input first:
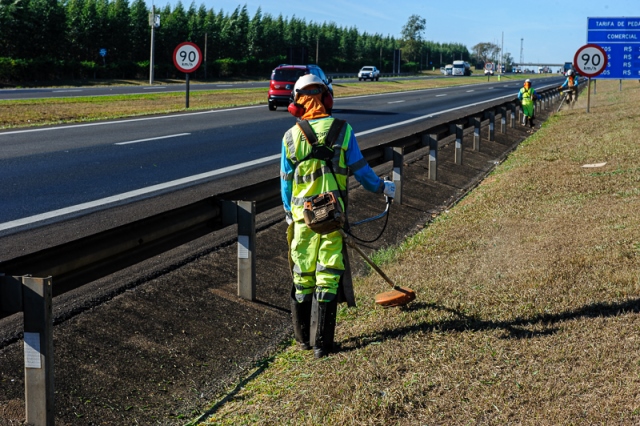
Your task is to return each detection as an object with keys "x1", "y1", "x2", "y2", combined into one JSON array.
[
  {"x1": 281, "y1": 117, "x2": 382, "y2": 222},
  {"x1": 518, "y1": 87, "x2": 537, "y2": 106}
]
